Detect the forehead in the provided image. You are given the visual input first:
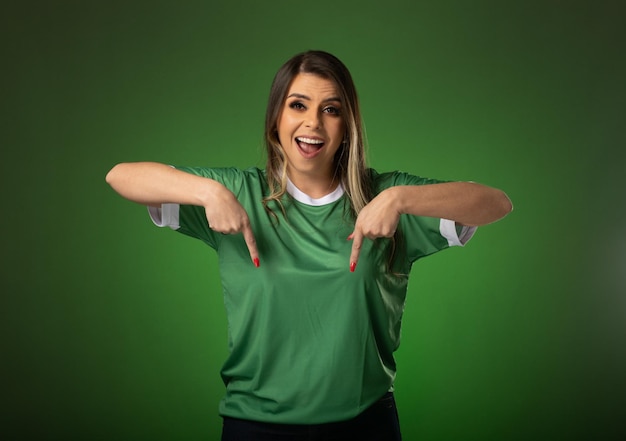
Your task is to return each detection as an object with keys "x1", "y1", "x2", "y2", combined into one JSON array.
[{"x1": 287, "y1": 73, "x2": 339, "y2": 99}]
